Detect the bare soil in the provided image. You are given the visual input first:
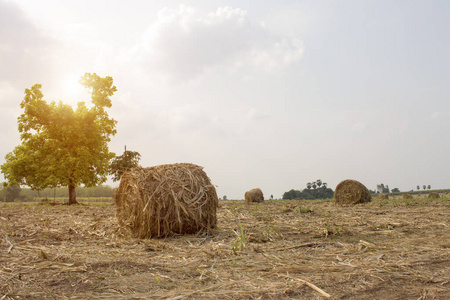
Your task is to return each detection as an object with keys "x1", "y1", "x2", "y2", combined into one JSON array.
[{"x1": 1, "y1": 196, "x2": 449, "y2": 299}]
